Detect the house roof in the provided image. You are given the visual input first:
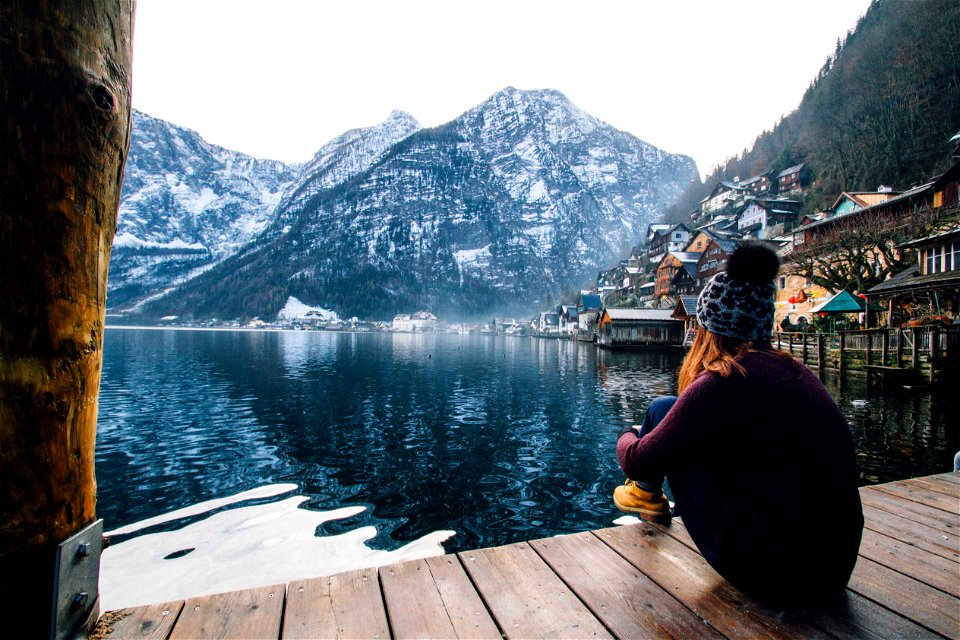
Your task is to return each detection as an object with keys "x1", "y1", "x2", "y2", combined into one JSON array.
[
  {"x1": 808, "y1": 290, "x2": 867, "y2": 314},
  {"x1": 932, "y1": 157, "x2": 960, "y2": 190},
  {"x1": 897, "y1": 227, "x2": 960, "y2": 249},
  {"x1": 672, "y1": 296, "x2": 700, "y2": 318},
  {"x1": 777, "y1": 163, "x2": 806, "y2": 179},
  {"x1": 795, "y1": 182, "x2": 934, "y2": 235},
  {"x1": 704, "y1": 237, "x2": 738, "y2": 255},
  {"x1": 672, "y1": 262, "x2": 698, "y2": 281},
  {"x1": 738, "y1": 172, "x2": 772, "y2": 187},
  {"x1": 662, "y1": 251, "x2": 700, "y2": 264},
  {"x1": 578, "y1": 293, "x2": 602, "y2": 311},
  {"x1": 866, "y1": 265, "x2": 960, "y2": 296},
  {"x1": 604, "y1": 308, "x2": 678, "y2": 322},
  {"x1": 830, "y1": 191, "x2": 900, "y2": 212}
]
